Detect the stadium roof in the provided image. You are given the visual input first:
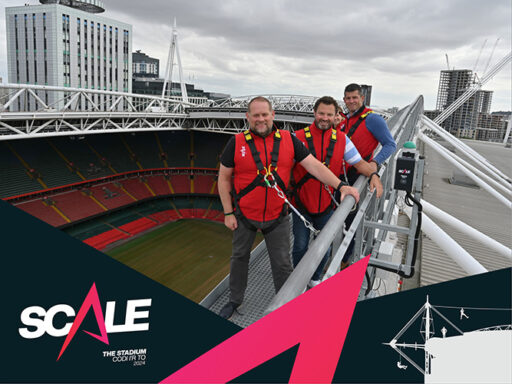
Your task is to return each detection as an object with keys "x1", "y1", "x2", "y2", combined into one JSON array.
[{"x1": 420, "y1": 139, "x2": 512, "y2": 286}]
